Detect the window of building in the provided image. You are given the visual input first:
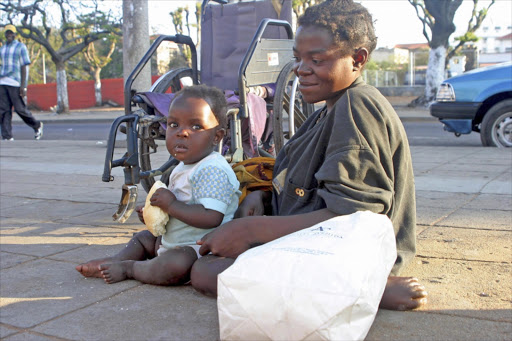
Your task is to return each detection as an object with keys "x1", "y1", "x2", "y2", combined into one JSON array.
[
  {"x1": 506, "y1": 47, "x2": 512, "y2": 53},
  {"x1": 495, "y1": 26, "x2": 501, "y2": 31},
  {"x1": 495, "y1": 47, "x2": 500, "y2": 52}
]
